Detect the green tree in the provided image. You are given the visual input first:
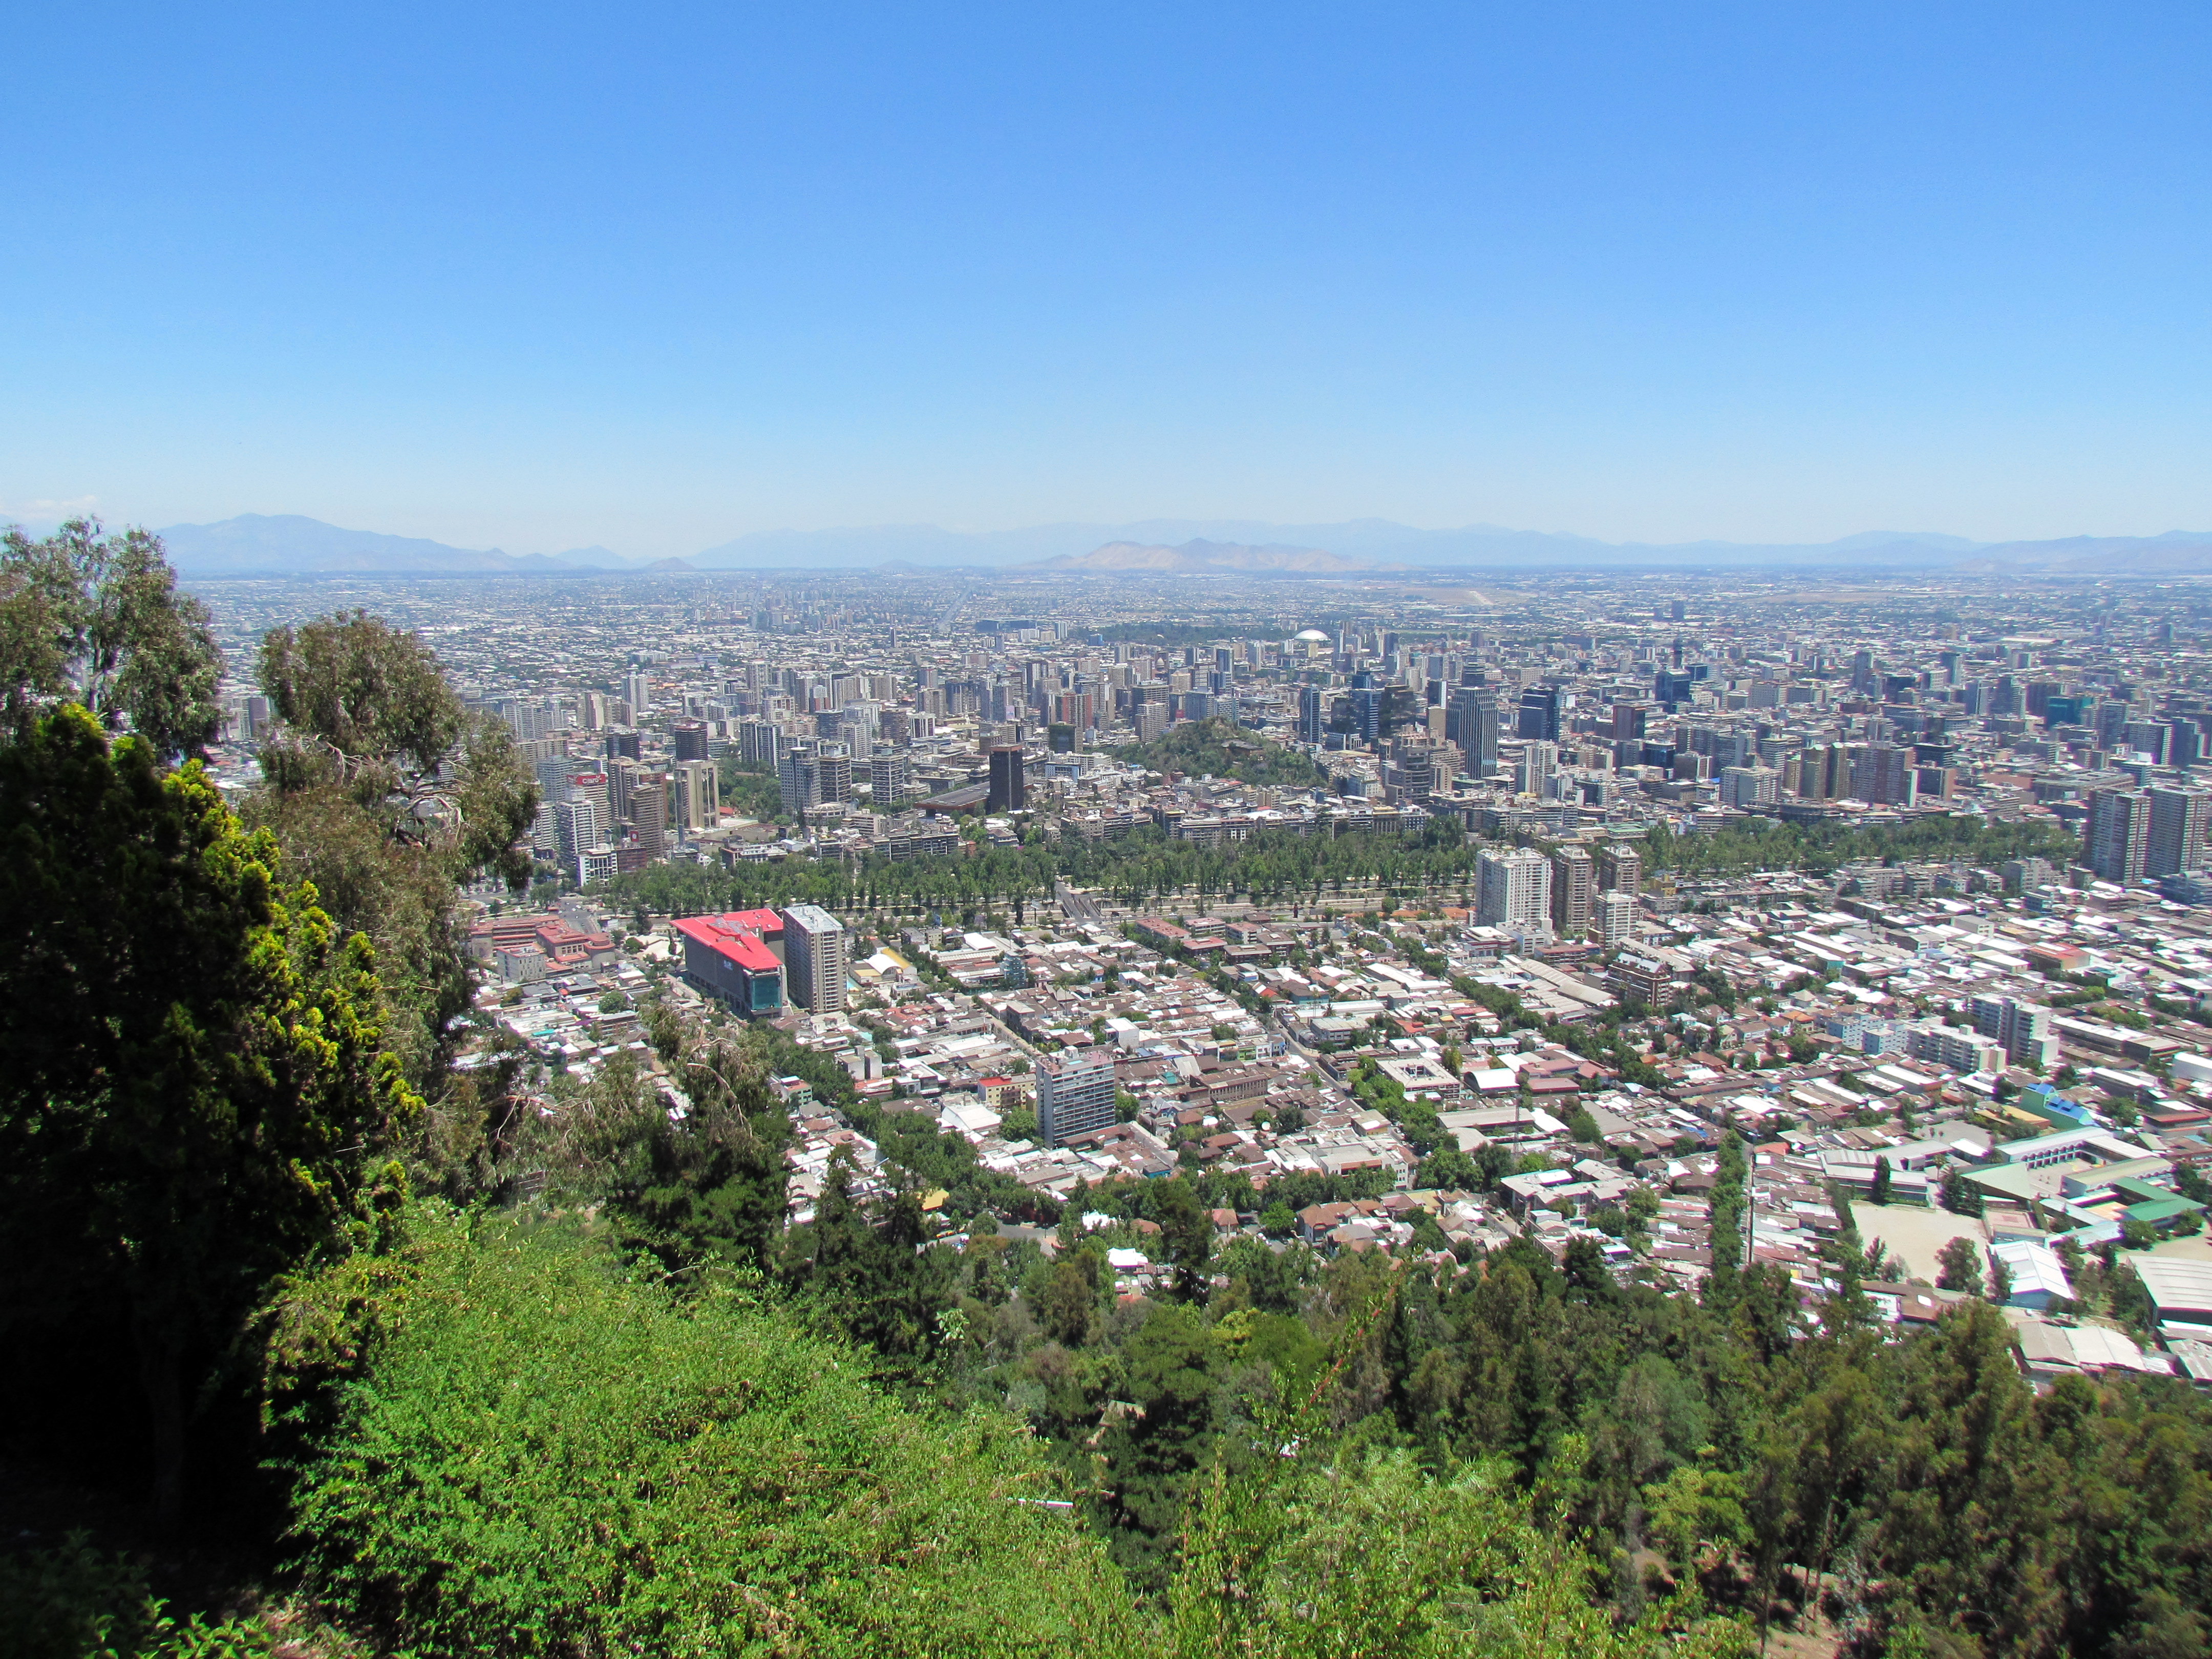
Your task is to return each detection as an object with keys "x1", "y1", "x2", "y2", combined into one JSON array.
[
  {"x1": 249, "y1": 611, "x2": 538, "y2": 1096},
  {"x1": 1869, "y1": 1155, "x2": 1894, "y2": 1206},
  {"x1": 0, "y1": 707, "x2": 414, "y2": 1529},
  {"x1": 1936, "y1": 1236, "x2": 1982, "y2": 1293},
  {"x1": 0, "y1": 519, "x2": 222, "y2": 758}
]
